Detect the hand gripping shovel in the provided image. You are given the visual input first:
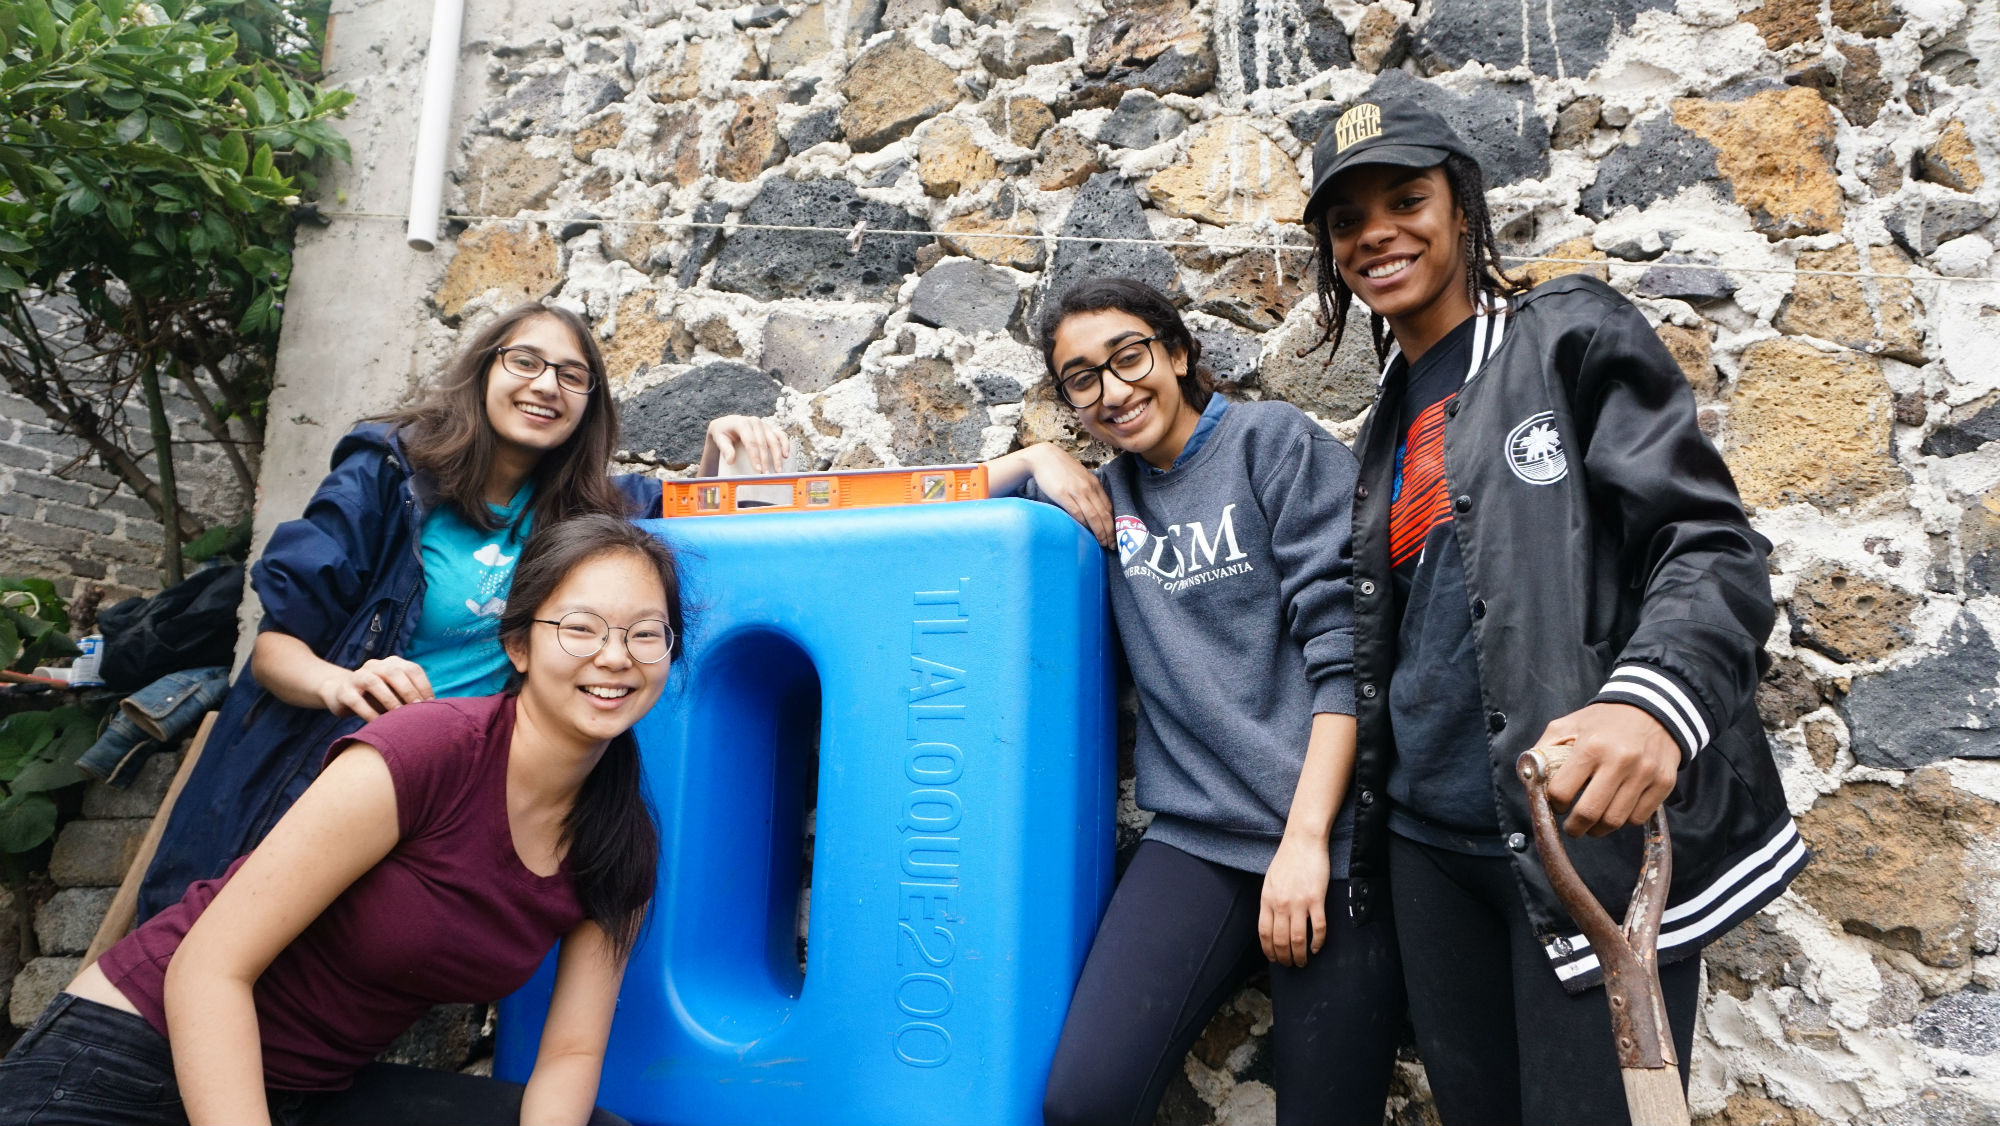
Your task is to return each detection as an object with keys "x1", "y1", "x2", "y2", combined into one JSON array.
[{"x1": 1516, "y1": 744, "x2": 1690, "y2": 1126}]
